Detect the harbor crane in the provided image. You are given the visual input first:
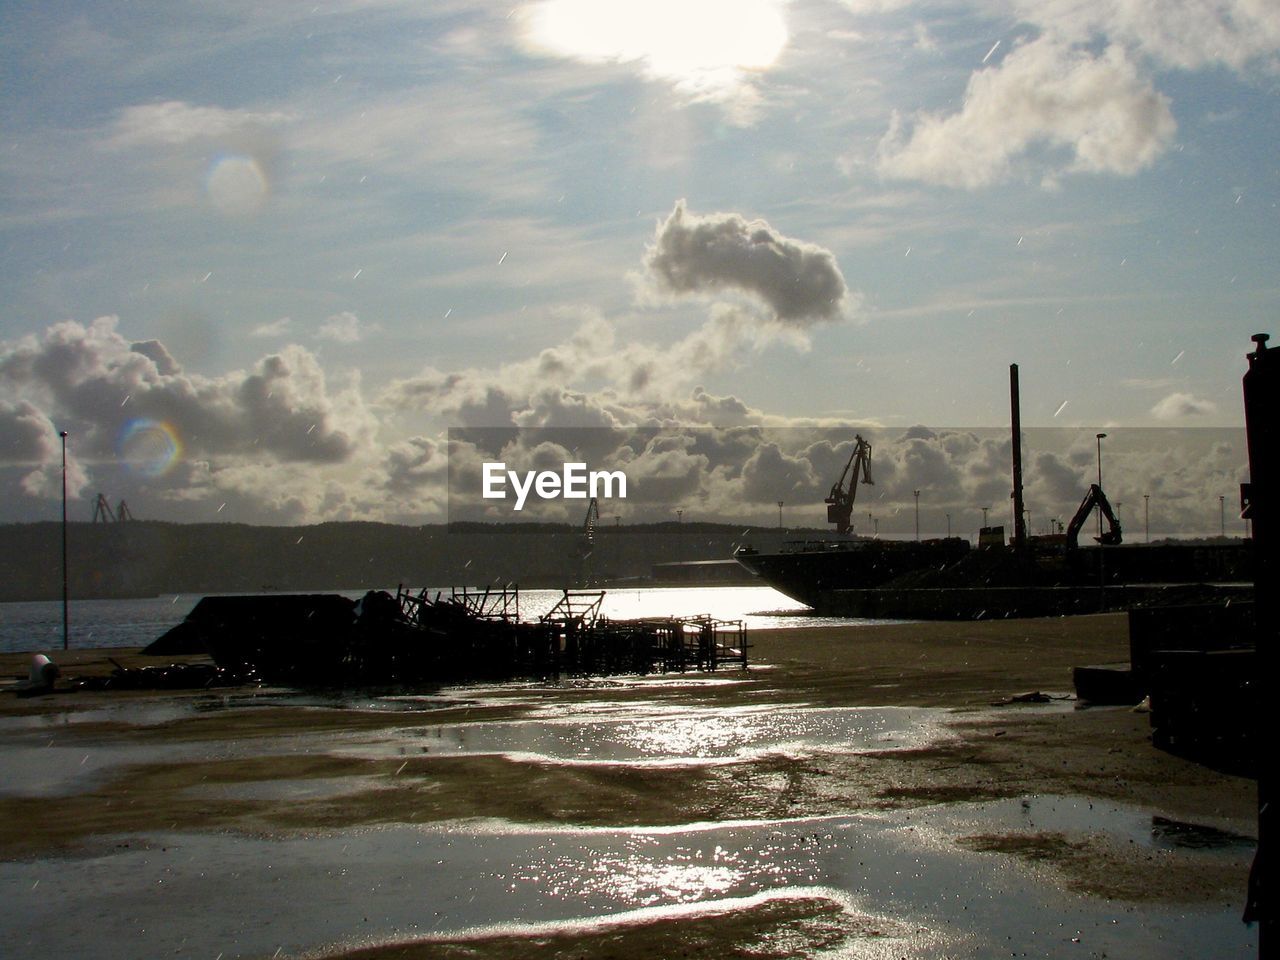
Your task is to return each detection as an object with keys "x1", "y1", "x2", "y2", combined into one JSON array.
[
  {"x1": 825, "y1": 435, "x2": 874, "y2": 535},
  {"x1": 581, "y1": 496, "x2": 599, "y2": 549},
  {"x1": 92, "y1": 494, "x2": 134, "y2": 523}
]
